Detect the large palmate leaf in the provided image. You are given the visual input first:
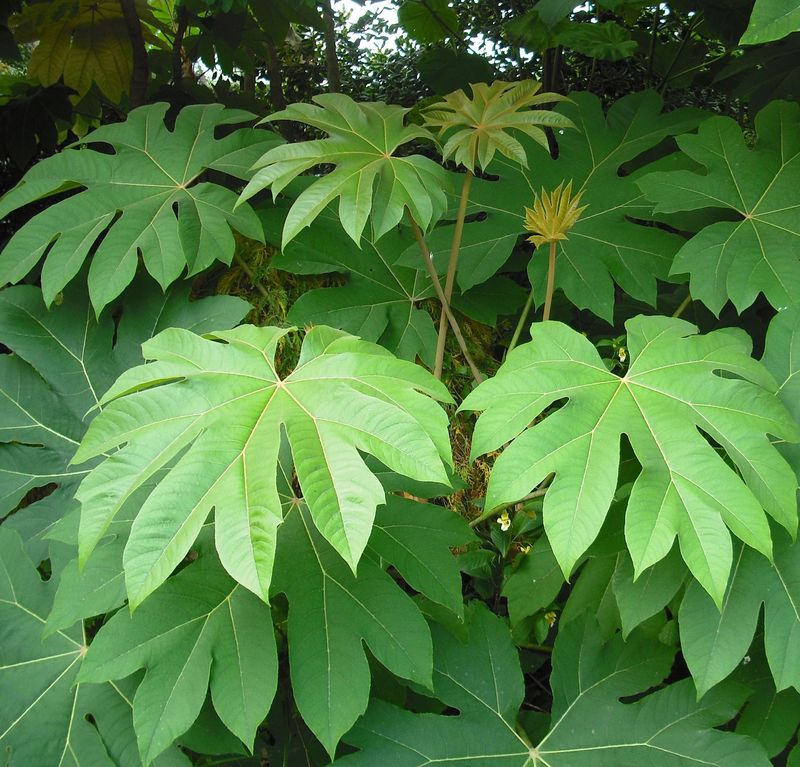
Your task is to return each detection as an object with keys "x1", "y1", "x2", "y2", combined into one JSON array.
[
  {"x1": 678, "y1": 305, "x2": 800, "y2": 695},
  {"x1": 79, "y1": 547, "x2": 277, "y2": 765},
  {"x1": 73, "y1": 324, "x2": 453, "y2": 609},
  {"x1": 0, "y1": 103, "x2": 279, "y2": 312},
  {"x1": 238, "y1": 93, "x2": 449, "y2": 246},
  {"x1": 11, "y1": 0, "x2": 140, "y2": 101},
  {"x1": 0, "y1": 527, "x2": 190, "y2": 767},
  {"x1": 638, "y1": 100, "x2": 800, "y2": 314},
  {"x1": 263, "y1": 205, "x2": 524, "y2": 366},
  {"x1": 402, "y1": 90, "x2": 704, "y2": 317},
  {"x1": 461, "y1": 315, "x2": 799, "y2": 604},
  {"x1": 336, "y1": 605, "x2": 769, "y2": 766},
  {"x1": 0, "y1": 278, "x2": 249, "y2": 555},
  {"x1": 271, "y1": 444, "x2": 472, "y2": 755}
]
